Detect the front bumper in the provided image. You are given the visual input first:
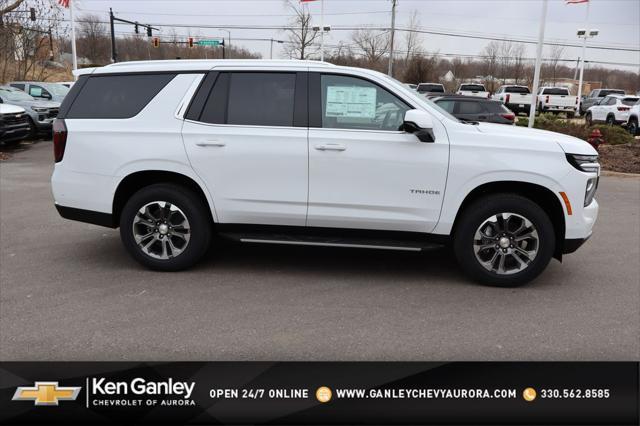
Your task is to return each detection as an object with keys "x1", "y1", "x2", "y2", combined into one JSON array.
[{"x1": 563, "y1": 234, "x2": 591, "y2": 254}]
